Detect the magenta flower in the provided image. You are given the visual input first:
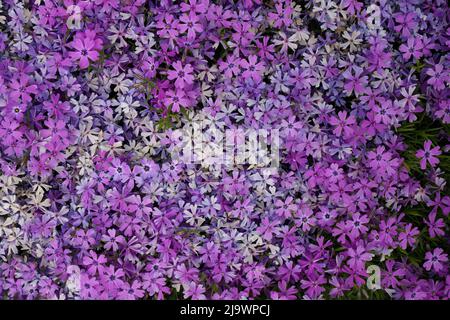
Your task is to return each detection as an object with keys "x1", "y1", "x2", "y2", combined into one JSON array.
[
  {"x1": 219, "y1": 55, "x2": 241, "y2": 78},
  {"x1": 83, "y1": 250, "x2": 107, "y2": 275},
  {"x1": 101, "y1": 229, "x2": 125, "y2": 252},
  {"x1": 347, "y1": 245, "x2": 373, "y2": 271},
  {"x1": 164, "y1": 89, "x2": 190, "y2": 112},
  {"x1": 73, "y1": 229, "x2": 96, "y2": 250},
  {"x1": 296, "y1": 206, "x2": 316, "y2": 232},
  {"x1": 9, "y1": 75, "x2": 38, "y2": 103},
  {"x1": 240, "y1": 55, "x2": 265, "y2": 83},
  {"x1": 101, "y1": 266, "x2": 125, "y2": 290},
  {"x1": 300, "y1": 273, "x2": 326, "y2": 299},
  {"x1": 0, "y1": 119, "x2": 23, "y2": 146},
  {"x1": 424, "y1": 248, "x2": 448, "y2": 273},
  {"x1": 118, "y1": 281, "x2": 145, "y2": 300},
  {"x1": 69, "y1": 35, "x2": 102, "y2": 69},
  {"x1": 167, "y1": 61, "x2": 195, "y2": 88},
  {"x1": 342, "y1": 66, "x2": 367, "y2": 96},
  {"x1": 427, "y1": 193, "x2": 450, "y2": 216},
  {"x1": 424, "y1": 211, "x2": 446, "y2": 238},
  {"x1": 329, "y1": 111, "x2": 355, "y2": 137},
  {"x1": 178, "y1": 12, "x2": 203, "y2": 39},
  {"x1": 426, "y1": 64, "x2": 448, "y2": 91},
  {"x1": 184, "y1": 282, "x2": 207, "y2": 300},
  {"x1": 346, "y1": 213, "x2": 369, "y2": 240},
  {"x1": 341, "y1": 0, "x2": 363, "y2": 15},
  {"x1": 399, "y1": 37, "x2": 424, "y2": 60},
  {"x1": 274, "y1": 196, "x2": 296, "y2": 219},
  {"x1": 416, "y1": 140, "x2": 441, "y2": 170},
  {"x1": 398, "y1": 223, "x2": 419, "y2": 249},
  {"x1": 156, "y1": 14, "x2": 179, "y2": 39},
  {"x1": 270, "y1": 281, "x2": 297, "y2": 300},
  {"x1": 394, "y1": 12, "x2": 416, "y2": 37}
]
